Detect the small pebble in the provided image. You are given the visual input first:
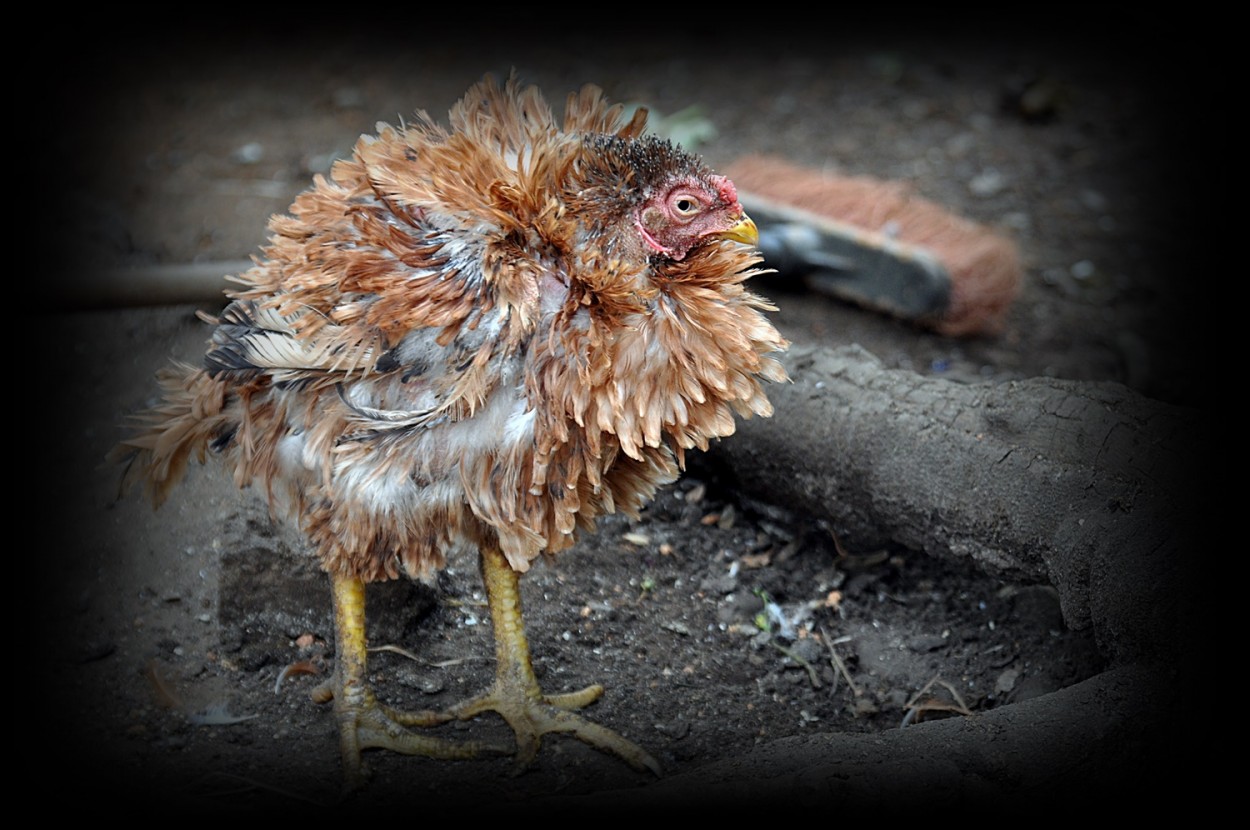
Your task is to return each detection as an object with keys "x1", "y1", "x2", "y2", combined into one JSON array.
[
  {"x1": 232, "y1": 142, "x2": 264, "y2": 164},
  {"x1": 969, "y1": 168, "x2": 1006, "y2": 196}
]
